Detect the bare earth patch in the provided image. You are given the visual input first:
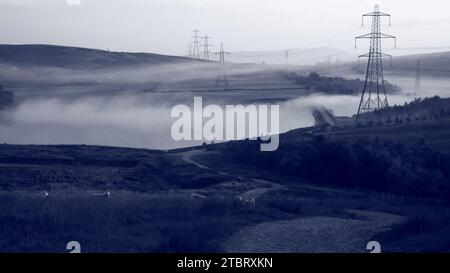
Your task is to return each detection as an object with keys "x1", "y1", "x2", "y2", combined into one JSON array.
[{"x1": 223, "y1": 210, "x2": 405, "y2": 253}]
